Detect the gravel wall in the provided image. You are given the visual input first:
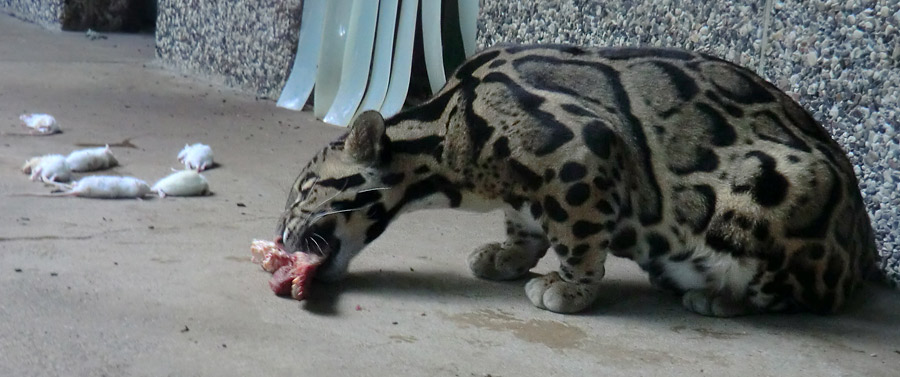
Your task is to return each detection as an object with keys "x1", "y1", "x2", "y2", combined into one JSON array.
[
  {"x1": 479, "y1": 0, "x2": 900, "y2": 285},
  {"x1": 155, "y1": 0, "x2": 303, "y2": 97},
  {"x1": 1, "y1": 0, "x2": 63, "y2": 29}
]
